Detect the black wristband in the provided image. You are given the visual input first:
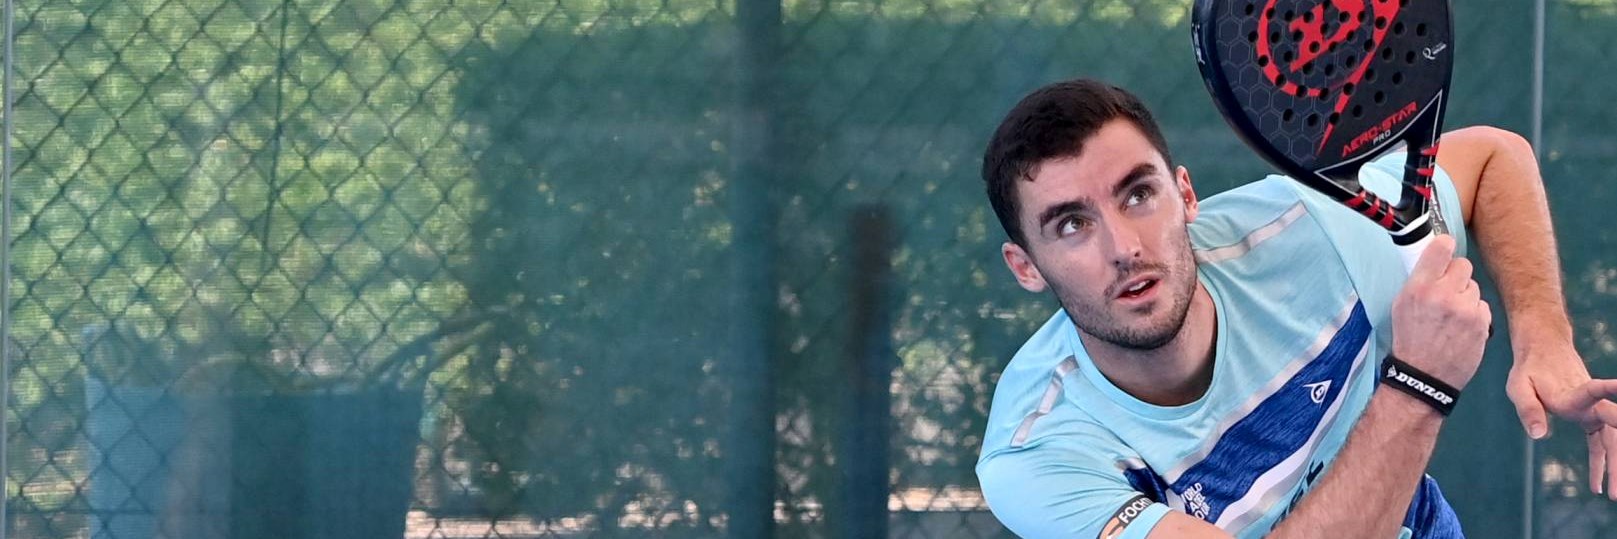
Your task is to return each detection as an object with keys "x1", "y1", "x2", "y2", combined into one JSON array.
[{"x1": 1379, "y1": 354, "x2": 1460, "y2": 416}]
